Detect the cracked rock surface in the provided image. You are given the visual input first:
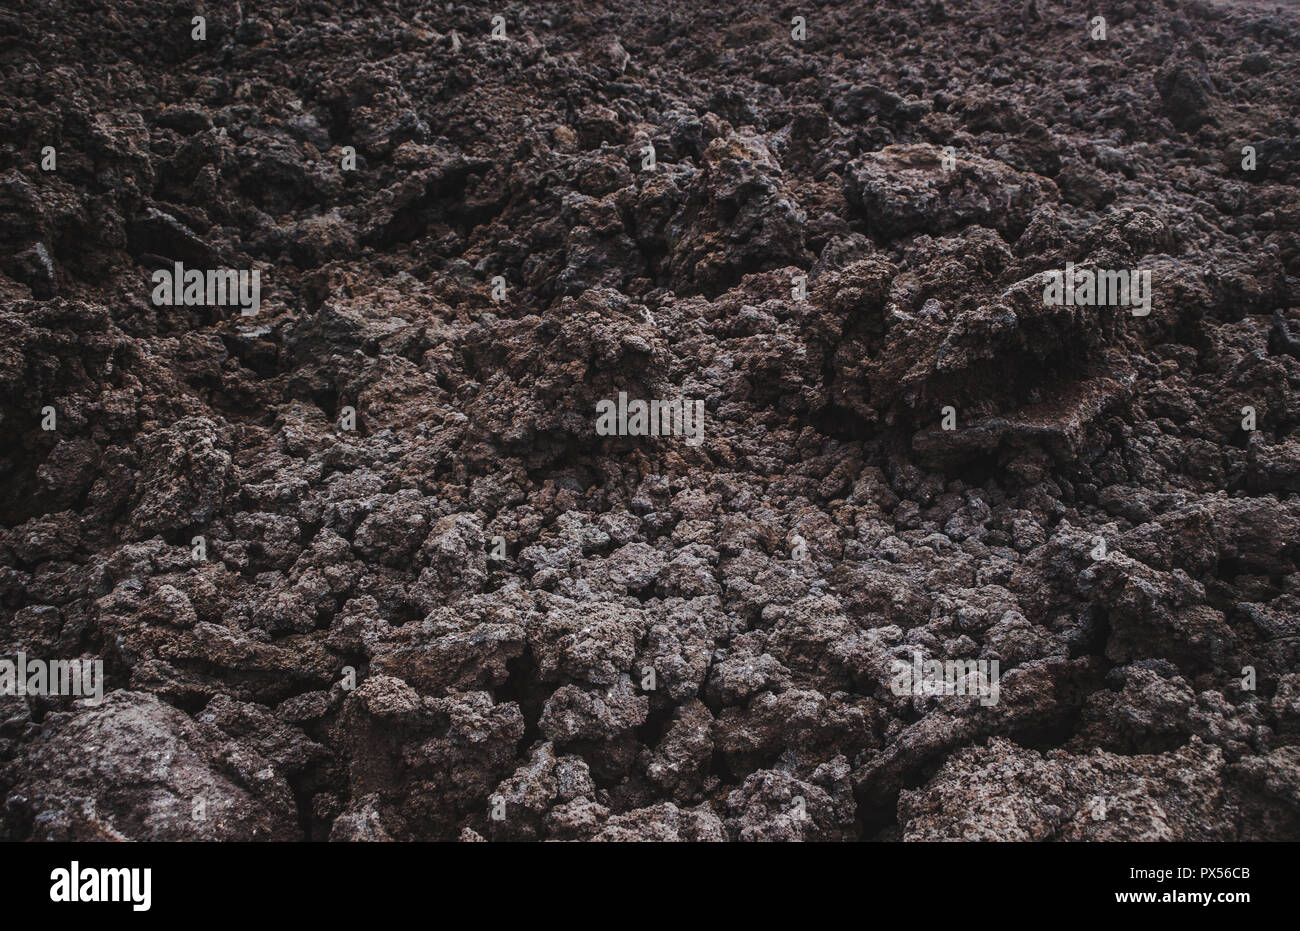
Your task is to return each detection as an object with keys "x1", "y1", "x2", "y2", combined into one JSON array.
[{"x1": 1, "y1": 0, "x2": 1299, "y2": 840}]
